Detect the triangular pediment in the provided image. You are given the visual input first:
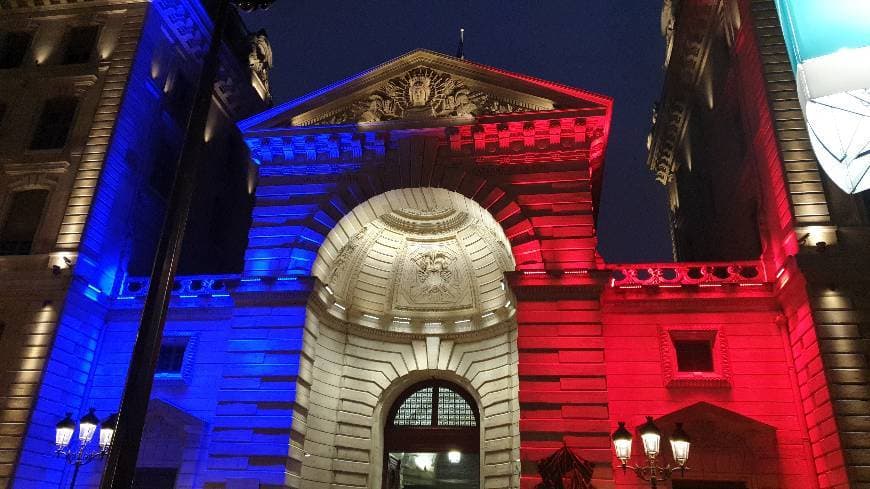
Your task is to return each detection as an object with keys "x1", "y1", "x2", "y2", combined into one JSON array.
[{"x1": 240, "y1": 49, "x2": 611, "y2": 131}]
